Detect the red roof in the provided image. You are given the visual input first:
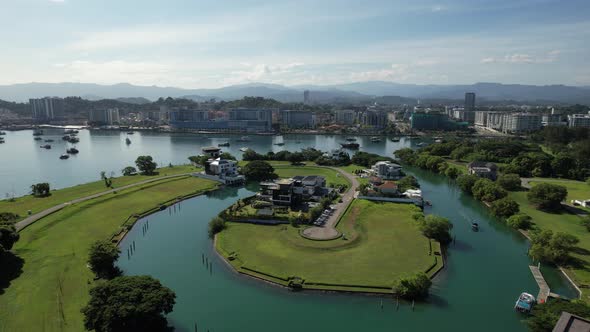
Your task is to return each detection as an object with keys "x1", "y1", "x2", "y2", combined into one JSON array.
[{"x1": 378, "y1": 181, "x2": 398, "y2": 190}]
